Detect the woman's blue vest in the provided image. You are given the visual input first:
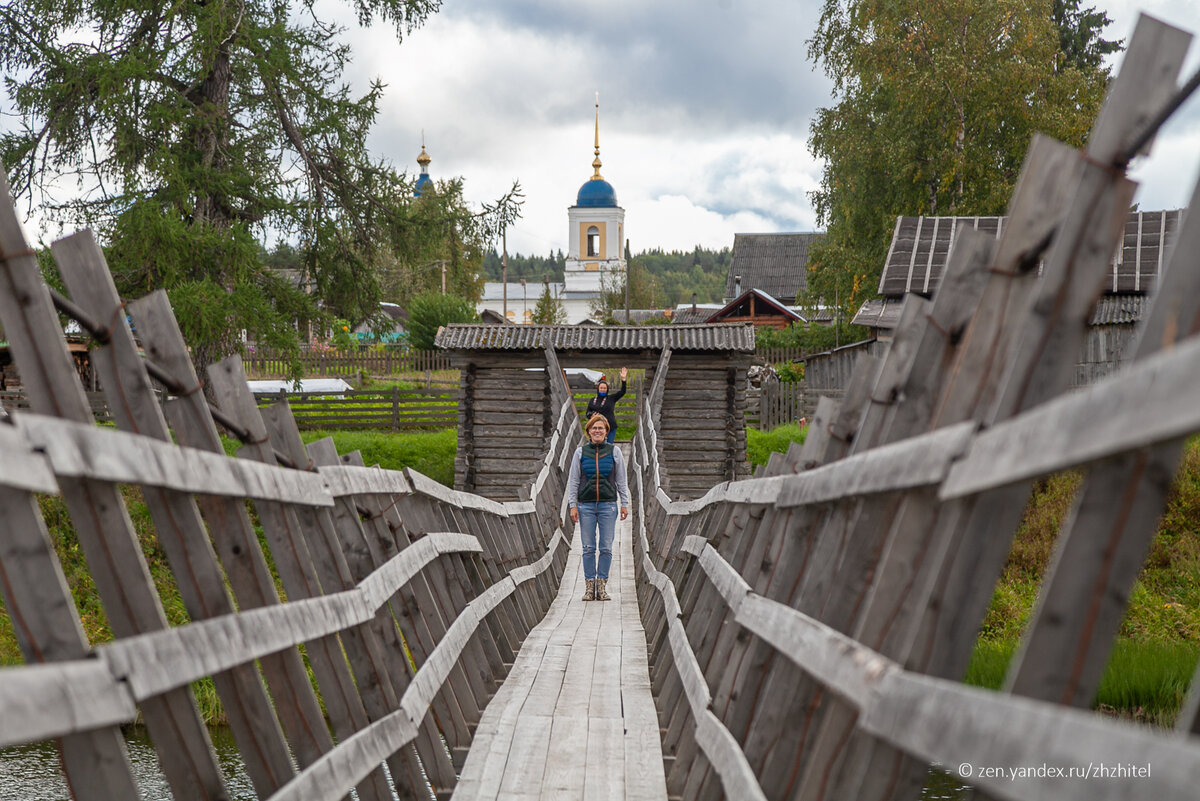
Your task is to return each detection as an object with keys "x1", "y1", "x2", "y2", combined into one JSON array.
[{"x1": 578, "y1": 442, "x2": 616, "y2": 503}]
